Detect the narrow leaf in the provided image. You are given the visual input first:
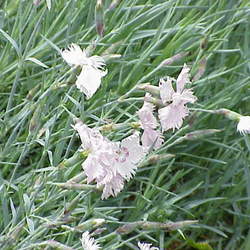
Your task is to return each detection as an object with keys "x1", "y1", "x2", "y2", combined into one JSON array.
[
  {"x1": 25, "y1": 57, "x2": 49, "y2": 68},
  {"x1": 0, "y1": 29, "x2": 21, "y2": 57}
]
